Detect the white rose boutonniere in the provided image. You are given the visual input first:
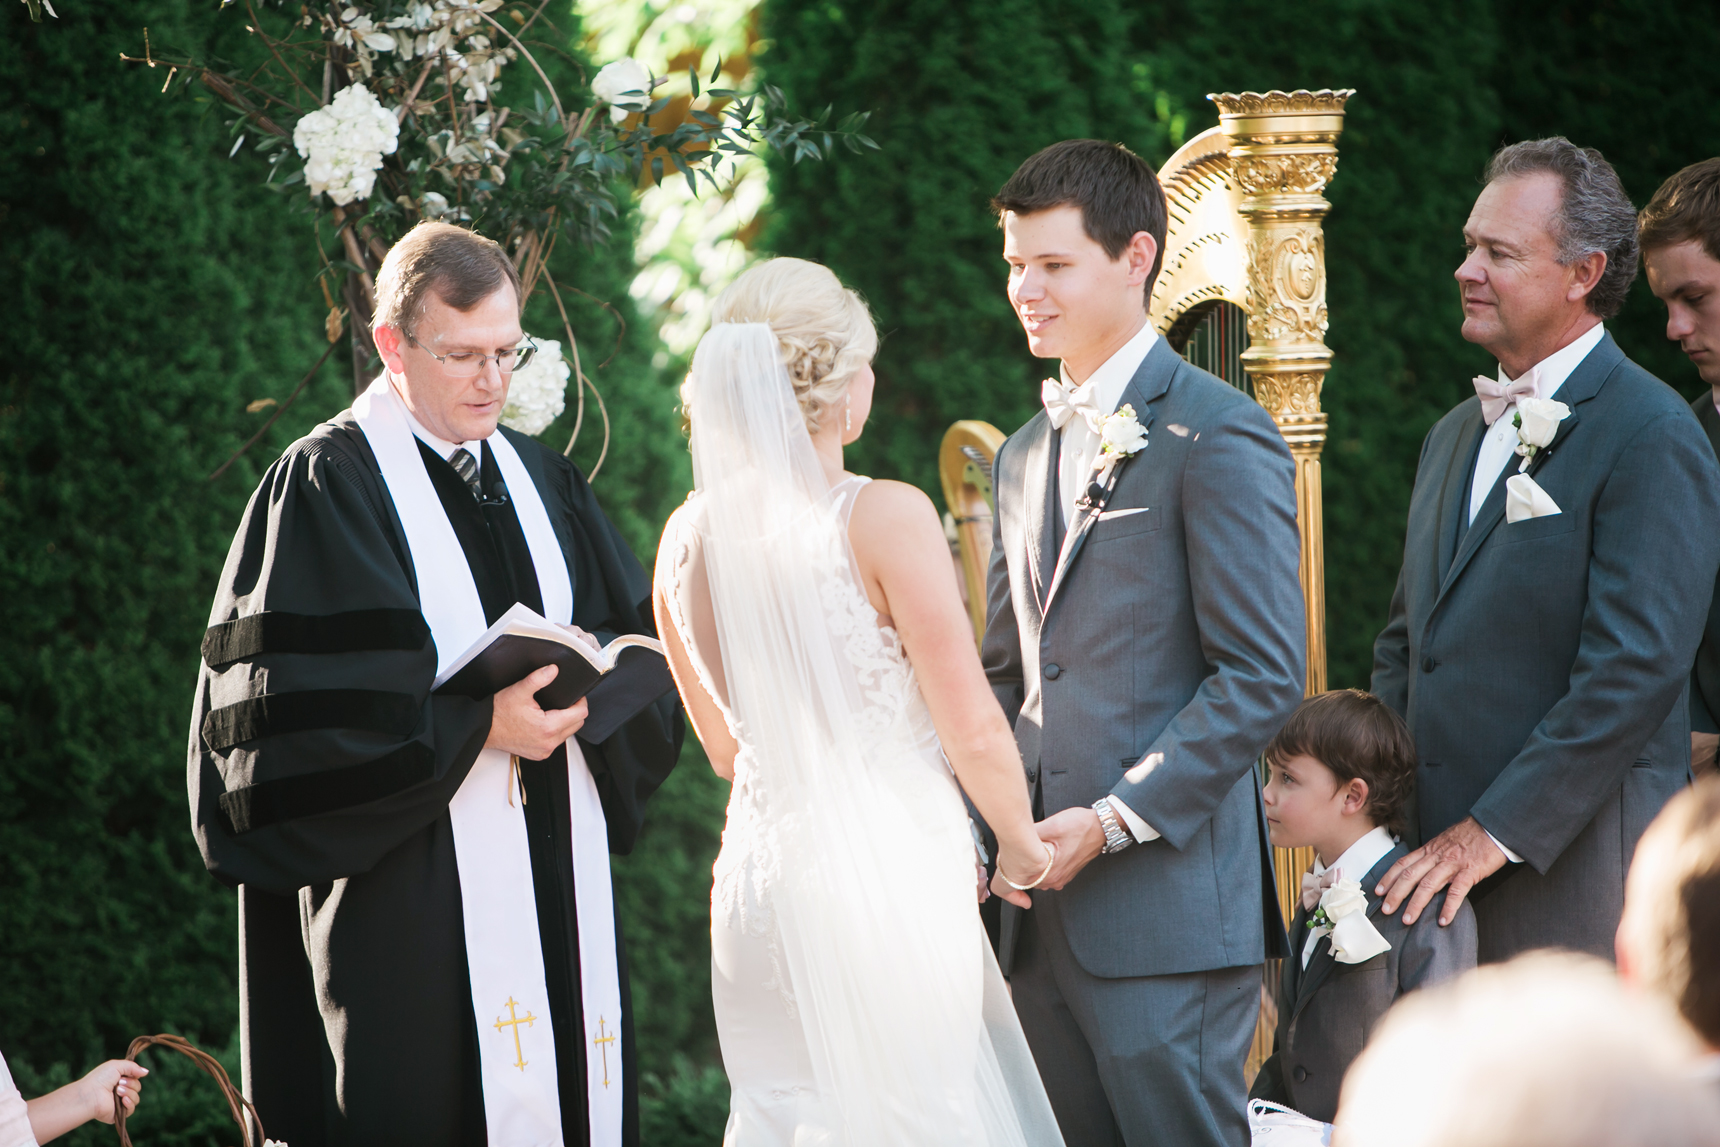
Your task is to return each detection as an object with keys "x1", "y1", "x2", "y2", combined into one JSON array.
[
  {"x1": 1307, "y1": 878, "x2": 1392, "y2": 964},
  {"x1": 1093, "y1": 403, "x2": 1149, "y2": 479},
  {"x1": 592, "y1": 58, "x2": 655, "y2": 124},
  {"x1": 1512, "y1": 396, "x2": 1571, "y2": 472}
]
